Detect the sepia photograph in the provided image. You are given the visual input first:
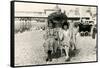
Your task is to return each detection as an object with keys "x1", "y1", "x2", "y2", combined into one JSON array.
[{"x1": 11, "y1": 1, "x2": 98, "y2": 67}]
